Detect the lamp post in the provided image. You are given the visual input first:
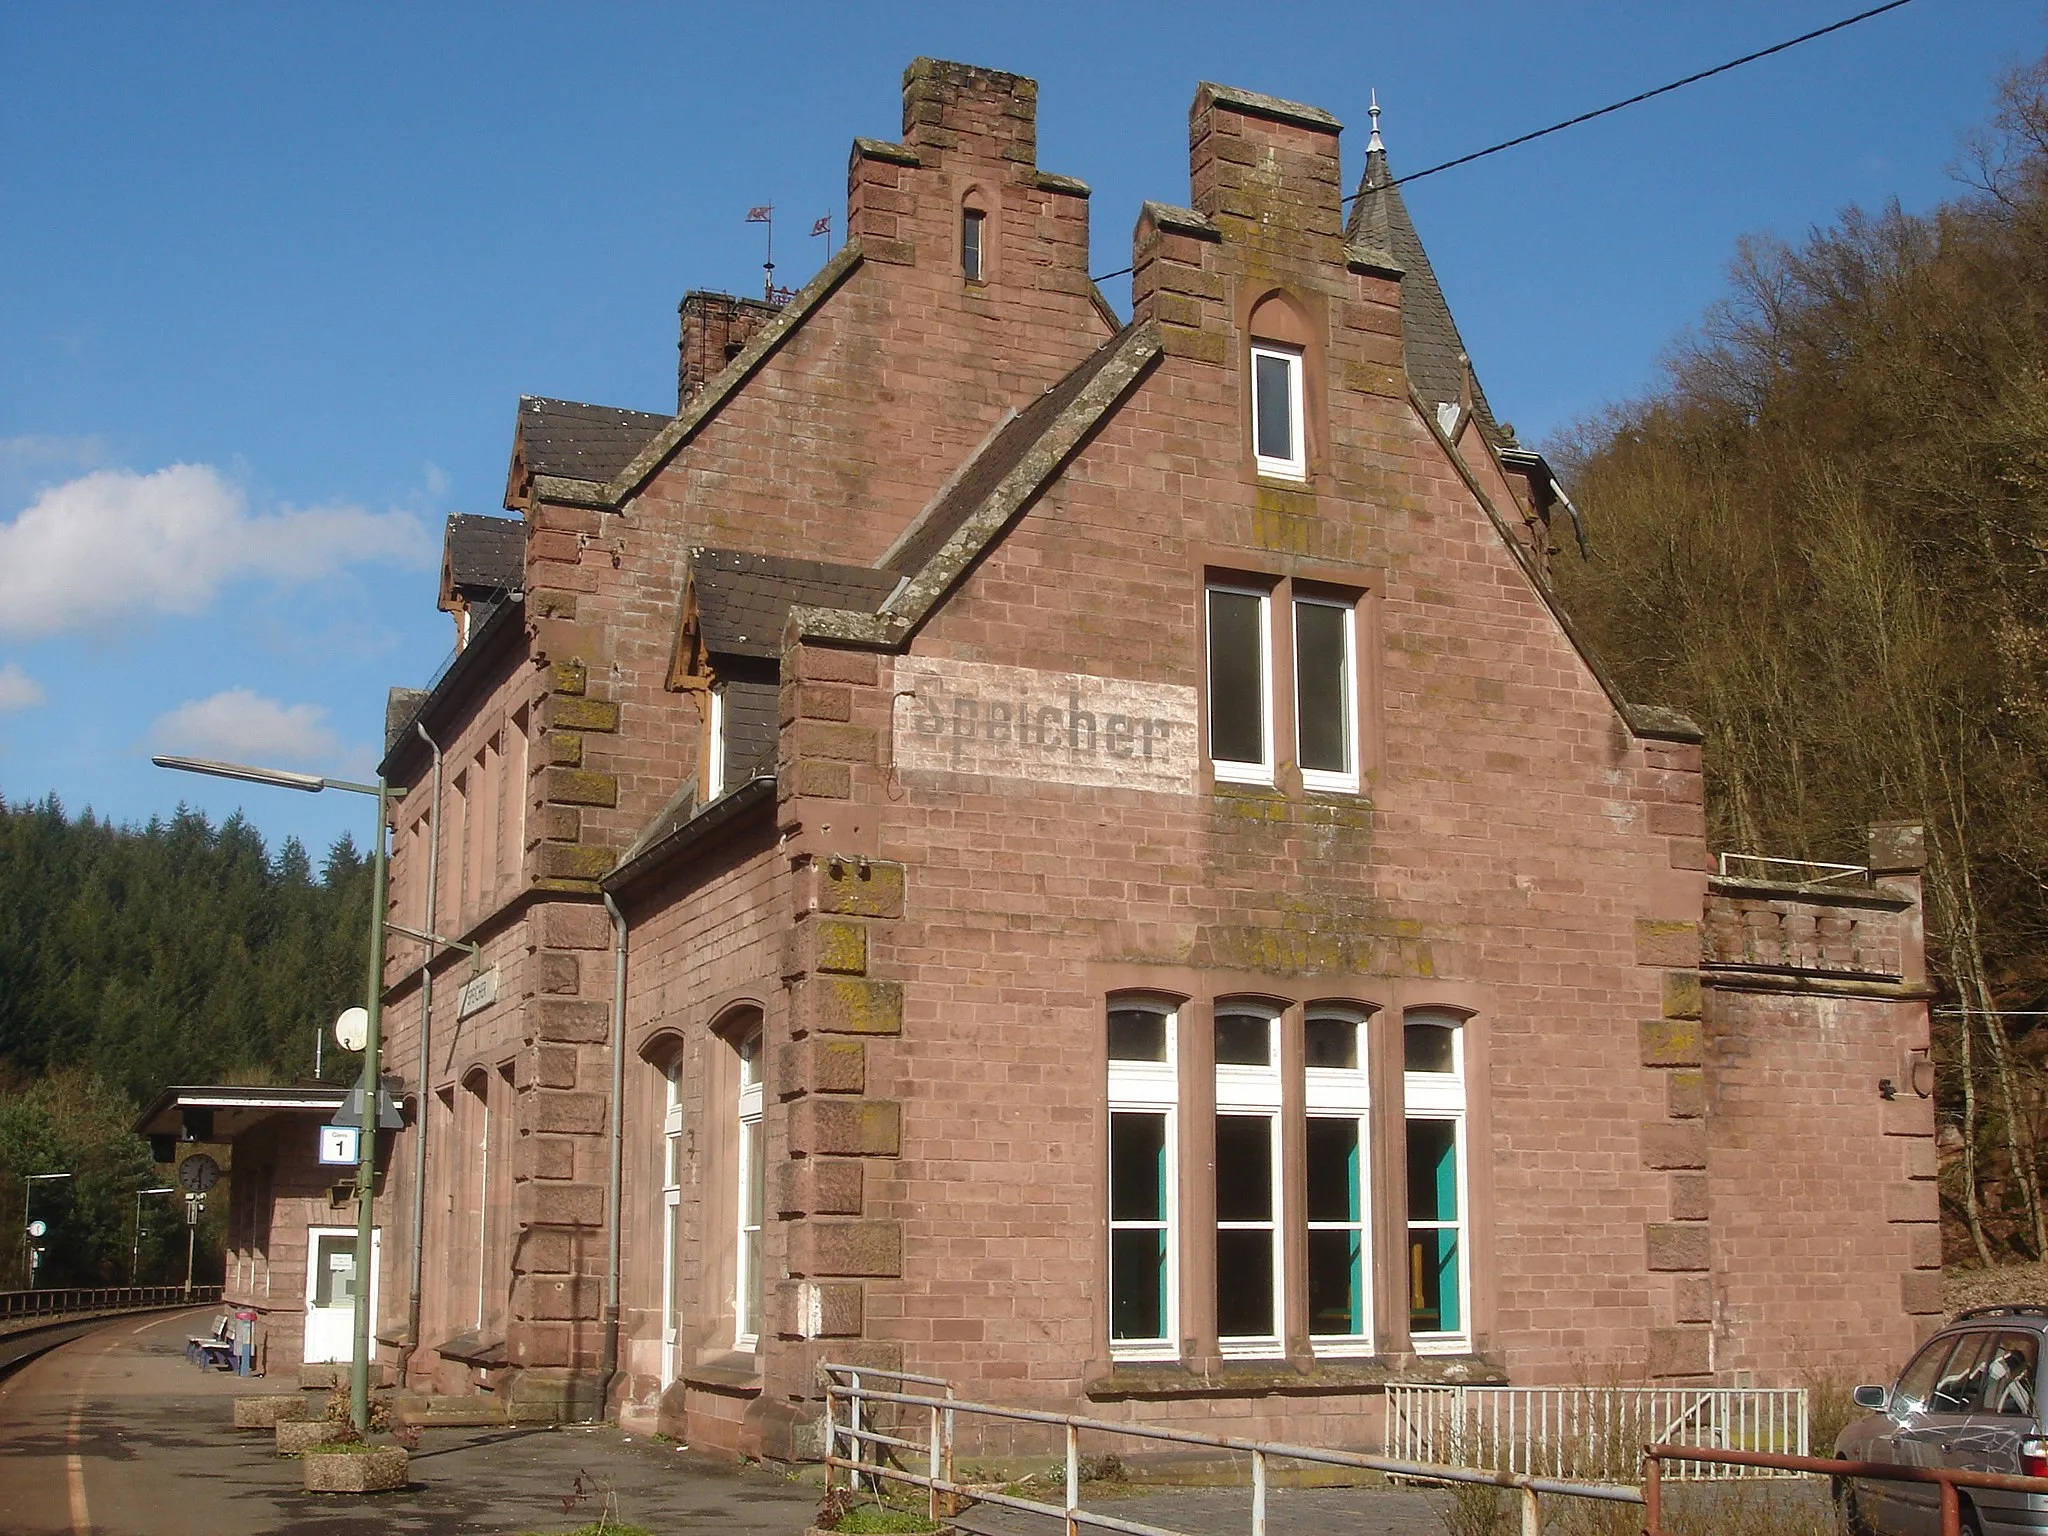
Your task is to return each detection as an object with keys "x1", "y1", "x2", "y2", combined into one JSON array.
[
  {"x1": 153, "y1": 753, "x2": 387, "y2": 1436},
  {"x1": 132, "y1": 1186, "x2": 175, "y2": 1285},
  {"x1": 22, "y1": 1172, "x2": 72, "y2": 1289}
]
